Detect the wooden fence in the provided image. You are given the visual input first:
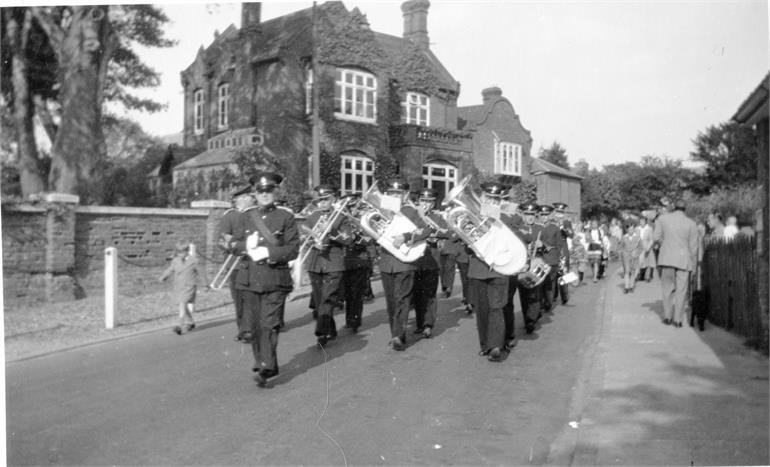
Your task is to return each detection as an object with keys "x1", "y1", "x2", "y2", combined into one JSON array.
[{"x1": 702, "y1": 235, "x2": 767, "y2": 351}]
